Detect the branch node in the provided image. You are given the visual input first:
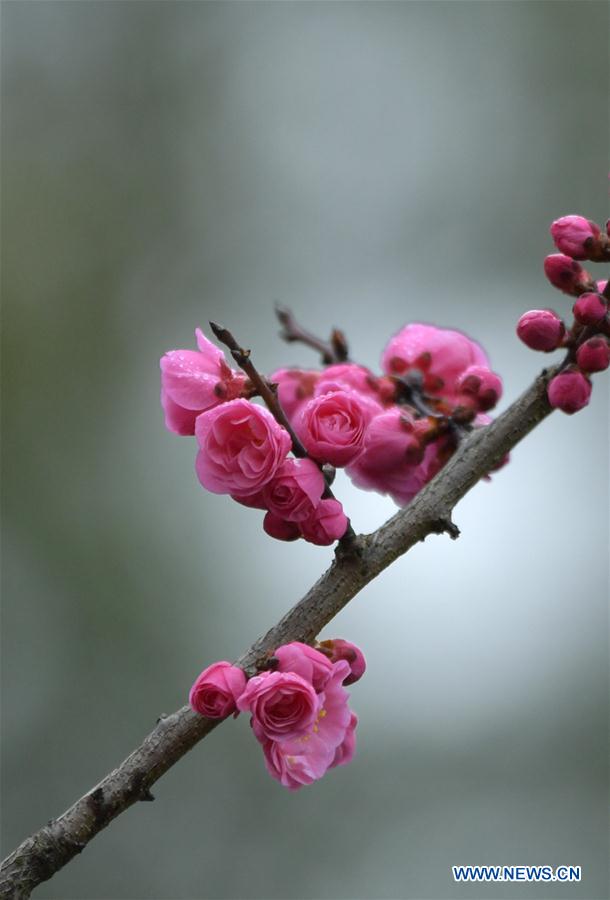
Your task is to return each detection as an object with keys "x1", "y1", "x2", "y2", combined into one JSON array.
[
  {"x1": 335, "y1": 527, "x2": 365, "y2": 561},
  {"x1": 275, "y1": 305, "x2": 348, "y2": 364},
  {"x1": 432, "y1": 517, "x2": 460, "y2": 540},
  {"x1": 87, "y1": 788, "x2": 106, "y2": 827},
  {"x1": 130, "y1": 771, "x2": 155, "y2": 803}
]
